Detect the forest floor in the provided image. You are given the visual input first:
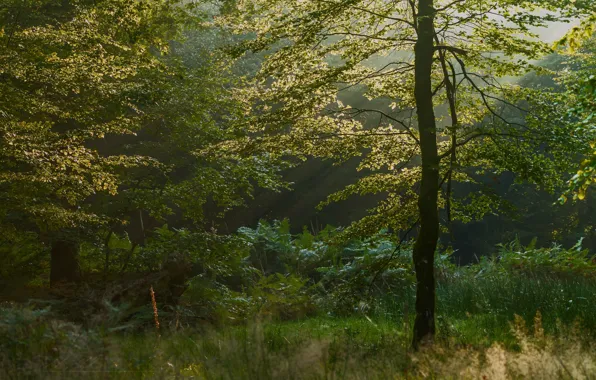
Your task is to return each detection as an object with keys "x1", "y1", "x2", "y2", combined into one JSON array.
[
  {"x1": 2, "y1": 300, "x2": 596, "y2": 379},
  {"x1": 4, "y1": 239, "x2": 596, "y2": 379}
]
